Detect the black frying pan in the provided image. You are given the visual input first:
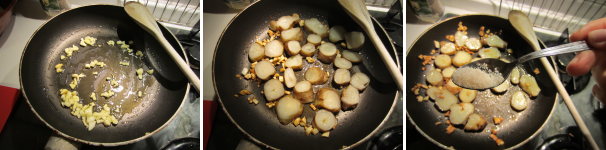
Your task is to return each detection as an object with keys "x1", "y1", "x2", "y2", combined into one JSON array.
[
  {"x1": 213, "y1": 0, "x2": 400, "y2": 149},
  {"x1": 20, "y1": 5, "x2": 190, "y2": 146},
  {"x1": 406, "y1": 15, "x2": 558, "y2": 149}
]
